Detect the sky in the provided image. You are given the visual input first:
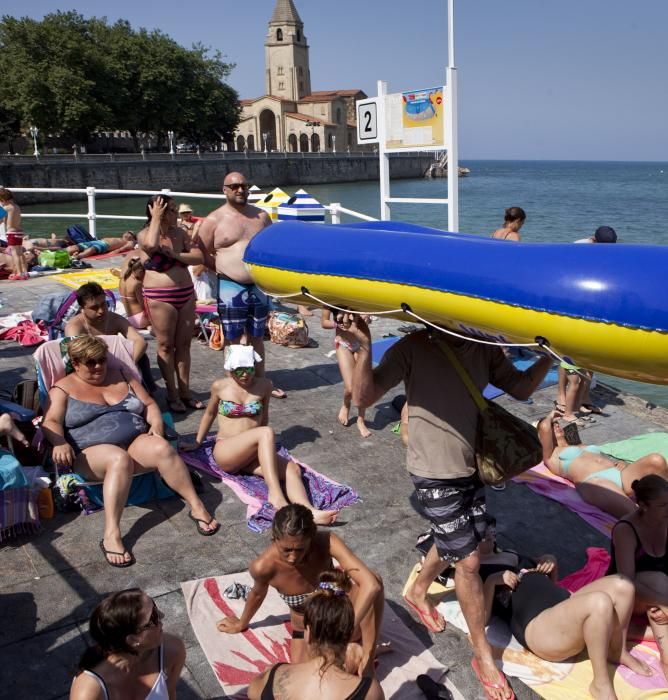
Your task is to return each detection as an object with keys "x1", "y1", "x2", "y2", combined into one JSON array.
[{"x1": 16, "y1": 1, "x2": 668, "y2": 161}]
